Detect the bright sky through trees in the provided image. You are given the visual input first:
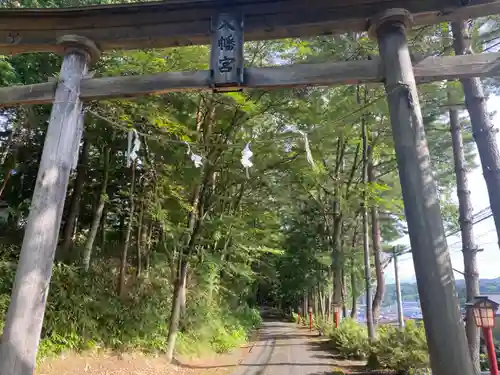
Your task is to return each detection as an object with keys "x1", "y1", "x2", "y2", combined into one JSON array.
[{"x1": 388, "y1": 95, "x2": 500, "y2": 283}]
